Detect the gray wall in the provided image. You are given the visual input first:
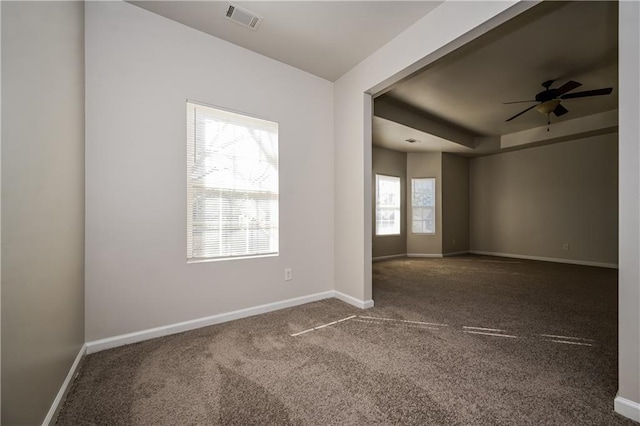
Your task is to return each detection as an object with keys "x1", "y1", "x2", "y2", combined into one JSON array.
[
  {"x1": 1, "y1": 2, "x2": 85, "y2": 424},
  {"x1": 406, "y1": 152, "x2": 442, "y2": 255},
  {"x1": 372, "y1": 147, "x2": 407, "y2": 259},
  {"x1": 442, "y1": 153, "x2": 470, "y2": 255},
  {"x1": 85, "y1": 2, "x2": 333, "y2": 341},
  {"x1": 1, "y1": 3, "x2": 3, "y2": 420},
  {"x1": 469, "y1": 133, "x2": 618, "y2": 266},
  {"x1": 618, "y1": 0, "x2": 640, "y2": 412},
  {"x1": 372, "y1": 150, "x2": 470, "y2": 258}
]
